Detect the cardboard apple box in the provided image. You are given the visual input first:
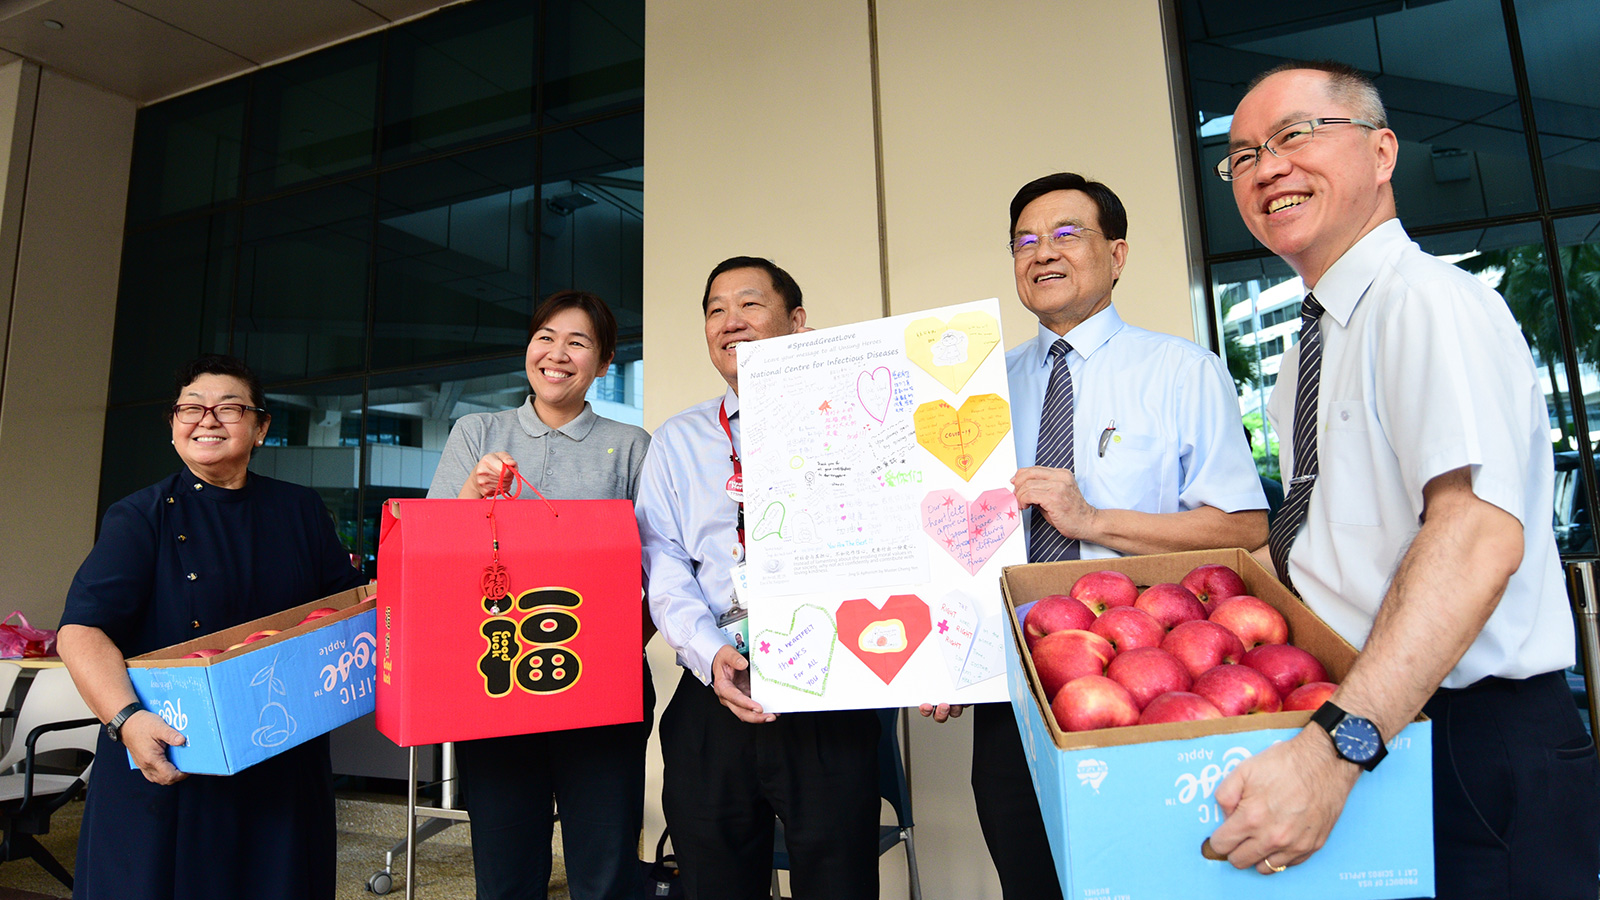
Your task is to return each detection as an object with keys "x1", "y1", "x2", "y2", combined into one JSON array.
[
  {"x1": 1002, "y1": 549, "x2": 1434, "y2": 899},
  {"x1": 126, "y1": 584, "x2": 377, "y2": 775}
]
